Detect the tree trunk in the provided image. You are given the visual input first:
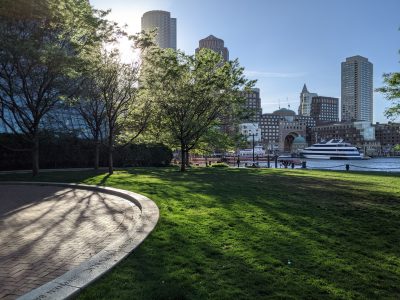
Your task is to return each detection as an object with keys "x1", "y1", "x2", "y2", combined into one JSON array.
[
  {"x1": 94, "y1": 137, "x2": 100, "y2": 170},
  {"x1": 32, "y1": 135, "x2": 39, "y2": 177},
  {"x1": 180, "y1": 142, "x2": 186, "y2": 172},
  {"x1": 185, "y1": 147, "x2": 190, "y2": 168},
  {"x1": 108, "y1": 133, "x2": 113, "y2": 175}
]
